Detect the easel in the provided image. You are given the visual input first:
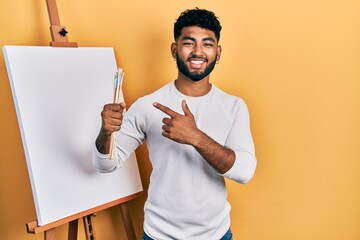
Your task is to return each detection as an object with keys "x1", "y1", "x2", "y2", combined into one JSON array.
[
  {"x1": 25, "y1": 1, "x2": 144, "y2": 239},
  {"x1": 26, "y1": 192, "x2": 144, "y2": 240}
]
